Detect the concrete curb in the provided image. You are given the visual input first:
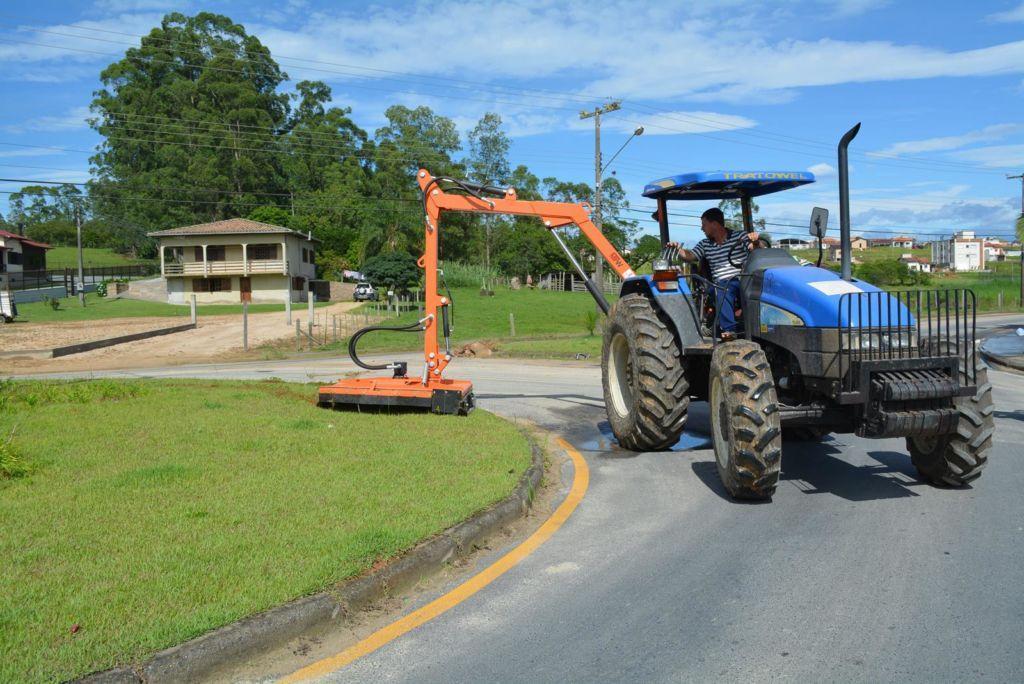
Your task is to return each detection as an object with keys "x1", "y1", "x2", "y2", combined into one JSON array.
[
  {"x1": 1, "y1": 323, "x2": 197, "y2": 361},
  {"x1": 78, "y1": 436, "x2": 546, "y2": 683}
]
